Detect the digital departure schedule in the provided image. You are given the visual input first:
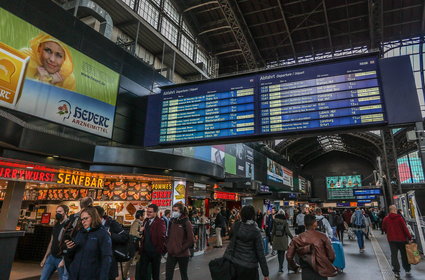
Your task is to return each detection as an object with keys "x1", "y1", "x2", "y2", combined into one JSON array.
[
  {"x1": 259, "y1": 57, "x2": 385, "y2": 134},
  {"x1": 147, "y1": 54, "x2": 394, "y2": 145},
  {"x1": 159, "y1": 76, "x2": 256, "y2": 142}
]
